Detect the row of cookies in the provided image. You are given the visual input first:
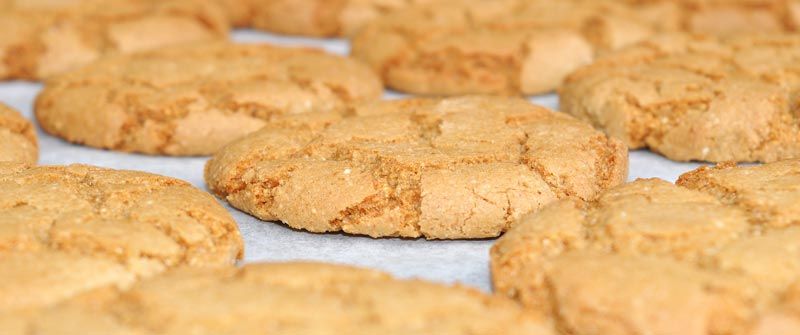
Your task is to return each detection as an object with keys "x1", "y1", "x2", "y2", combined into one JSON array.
[
  {"x1": 0, "y1": 96, "x2": 587, "y2": 333},
  {"x1": 1, "y1": 1, "x2": 800, "y2": 334},
  {"x1": 3, "y1": 93, "x2": 799, "y2": 333},
  {"x1": 3, "y1": 0, "x2": 799, "y2": 81},
  {"x1": 0, "y1": 163, "x2": 546, "y2": 334},
  {"x1": 3, "y1": 86, "x2": 800, "y2": 334},
  {"x1": 2, "y1": 133, "x2": 799, "y2": 334},
  {"x1": 4, "y1": 0, "x2": 798, "y2": 164}
]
